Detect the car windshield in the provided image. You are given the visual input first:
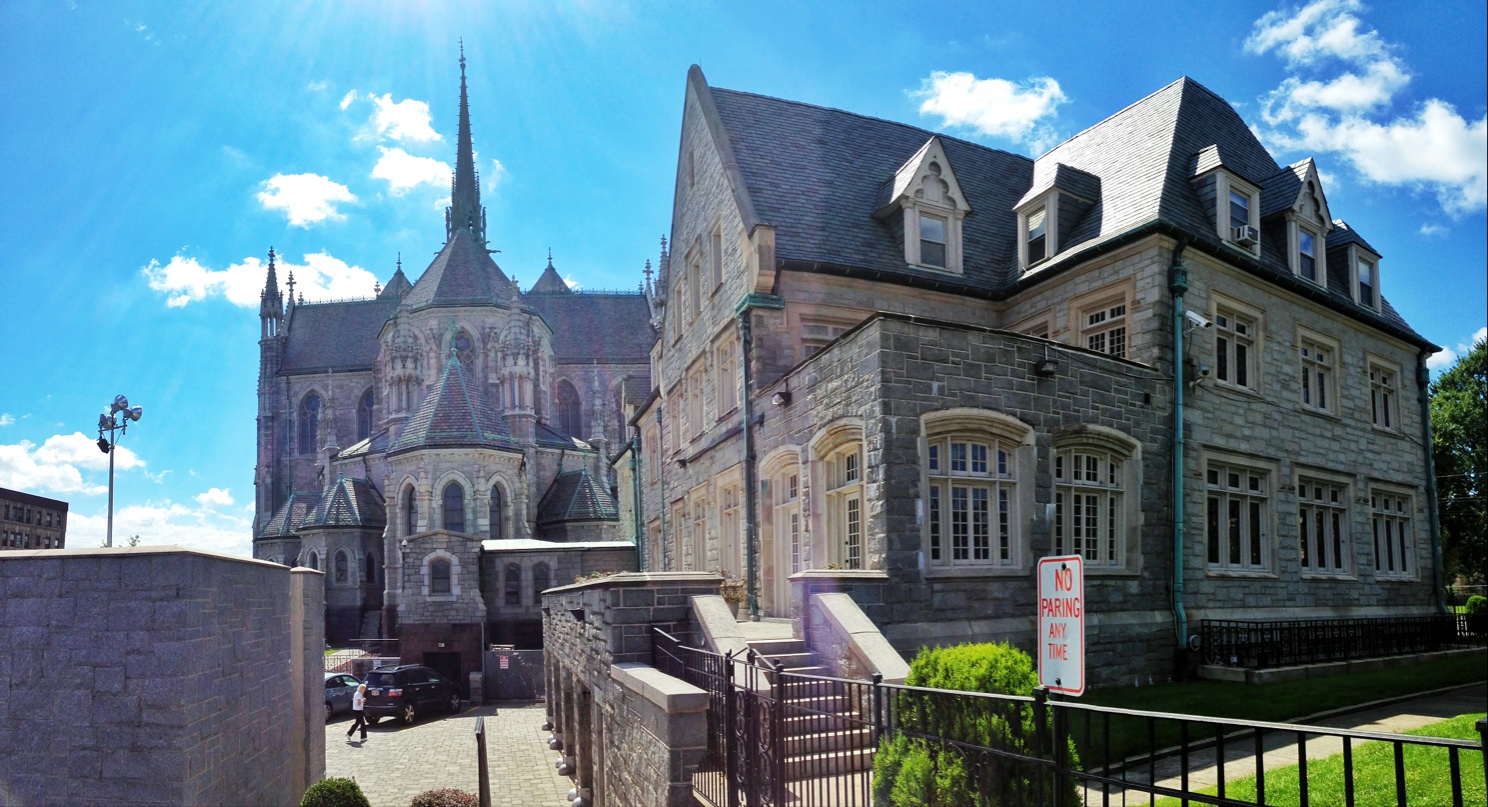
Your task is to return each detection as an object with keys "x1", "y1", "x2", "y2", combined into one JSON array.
[{"x1": 365, "y1": 671, "x2": 396, "y2": 687}]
